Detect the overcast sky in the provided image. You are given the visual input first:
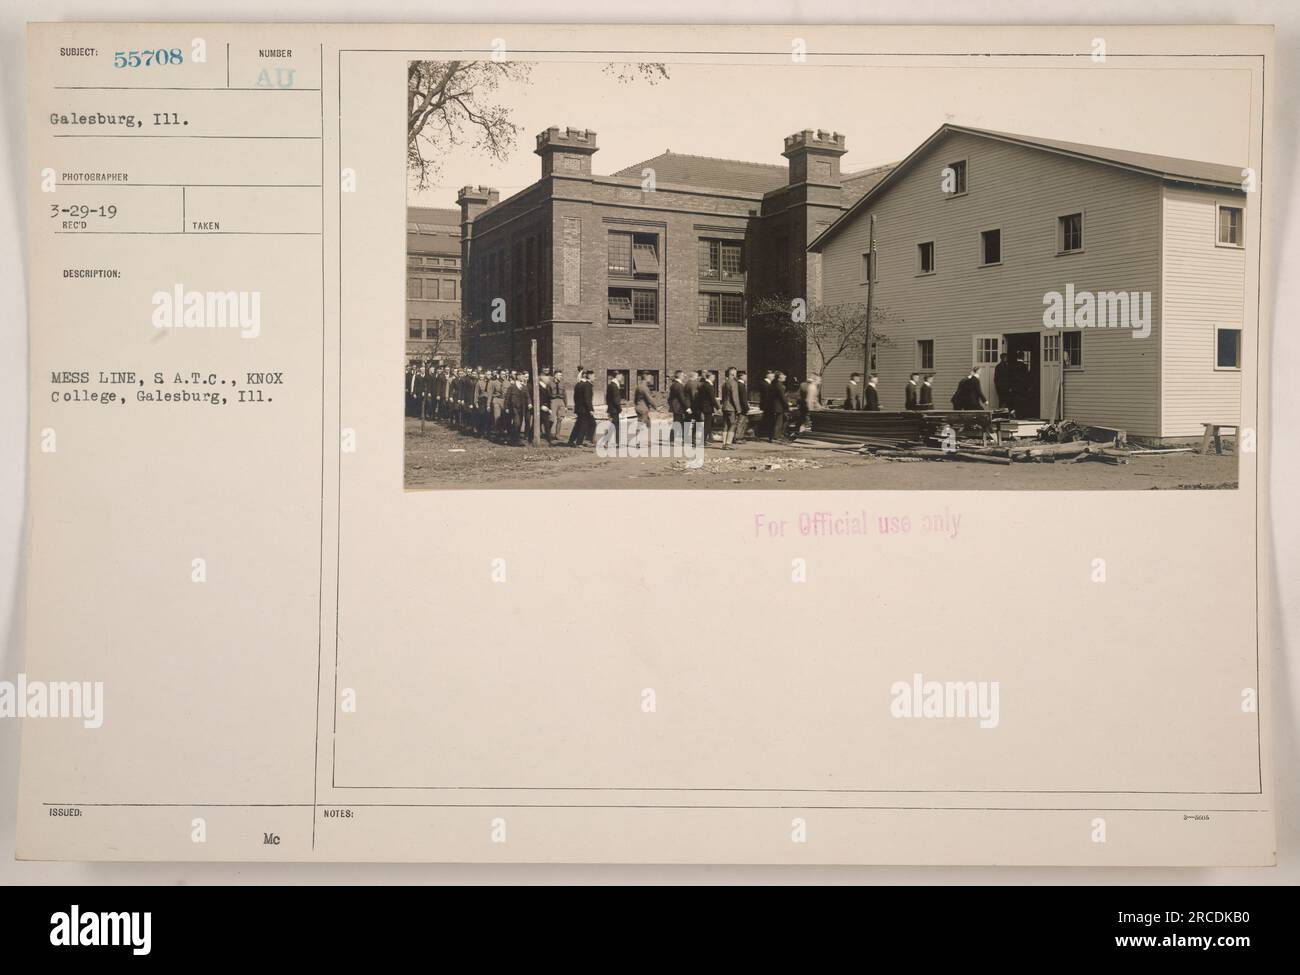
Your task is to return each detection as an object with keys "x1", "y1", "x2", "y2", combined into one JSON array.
[{"x1": 408, "y1": 58, "x2": 1253, "y2": 208}]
